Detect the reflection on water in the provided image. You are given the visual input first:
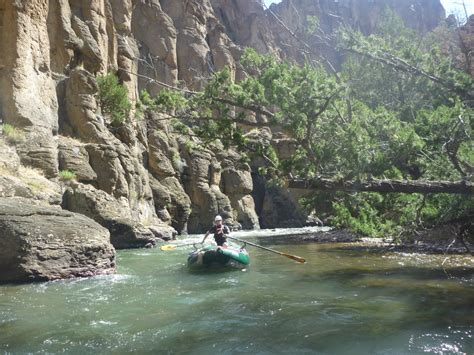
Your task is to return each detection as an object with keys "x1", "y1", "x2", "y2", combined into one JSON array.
[{"x1": 0, "y1": 230, "x2": 473, "y2": 354}]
